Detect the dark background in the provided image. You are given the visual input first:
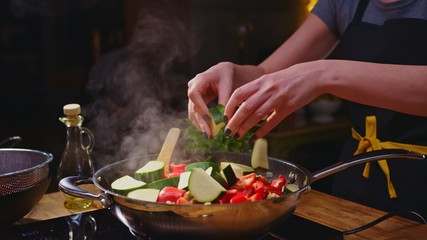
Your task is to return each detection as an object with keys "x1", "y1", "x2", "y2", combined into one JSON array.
[{"x1": 1, "y1": 0, "x2": 343, "y2": 193}]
